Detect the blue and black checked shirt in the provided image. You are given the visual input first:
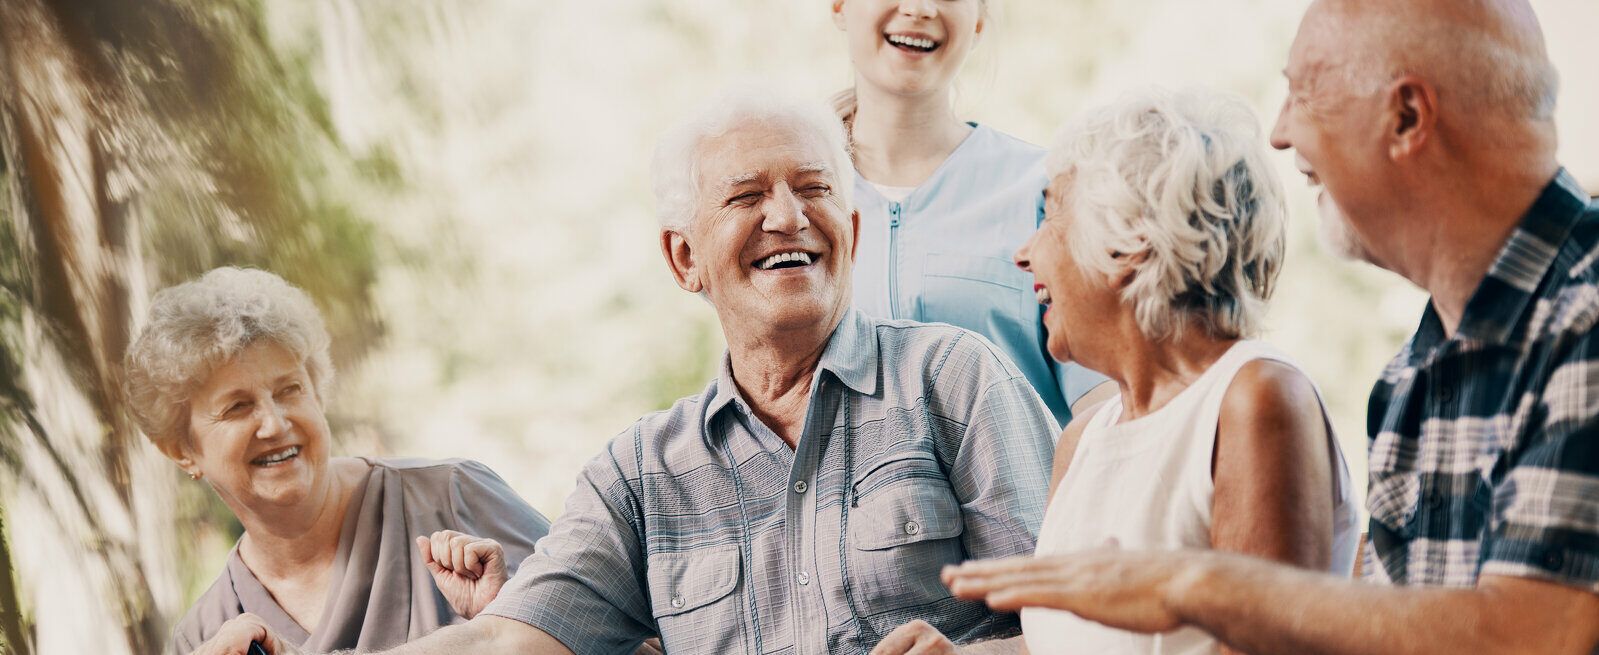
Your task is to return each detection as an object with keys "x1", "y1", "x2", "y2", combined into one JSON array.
[
  {"x1": 1365, "y1": 169, "x2": 1599, "y2": 594},
  {"x1": 483, "y1": 309, "x2": 1058, "y2": 655}
]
